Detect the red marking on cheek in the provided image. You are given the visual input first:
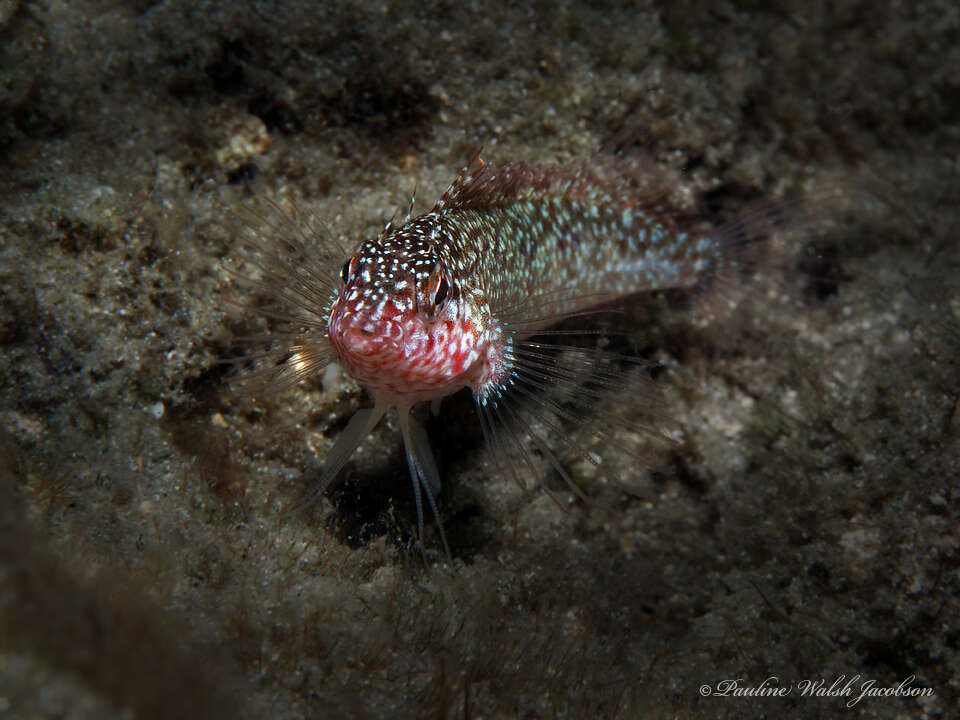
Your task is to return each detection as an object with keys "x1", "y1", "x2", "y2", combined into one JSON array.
[{"x1": 379, "y1": 301, "x2": 402, "y2": 321}]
